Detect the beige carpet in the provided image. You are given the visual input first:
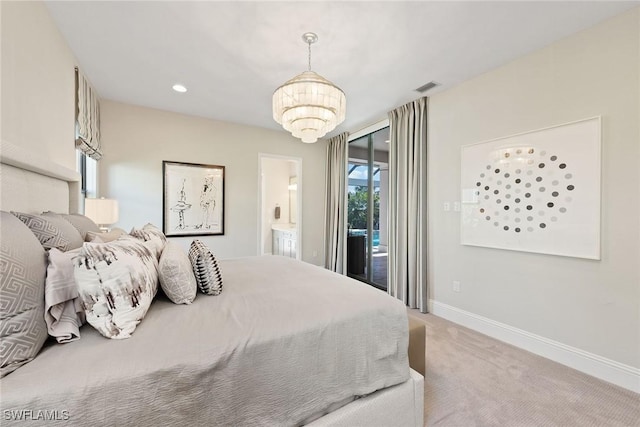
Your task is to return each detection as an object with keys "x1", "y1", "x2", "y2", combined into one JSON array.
[{"x1": 407, "y1": 310, "x2": 640, "y2": 427}]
